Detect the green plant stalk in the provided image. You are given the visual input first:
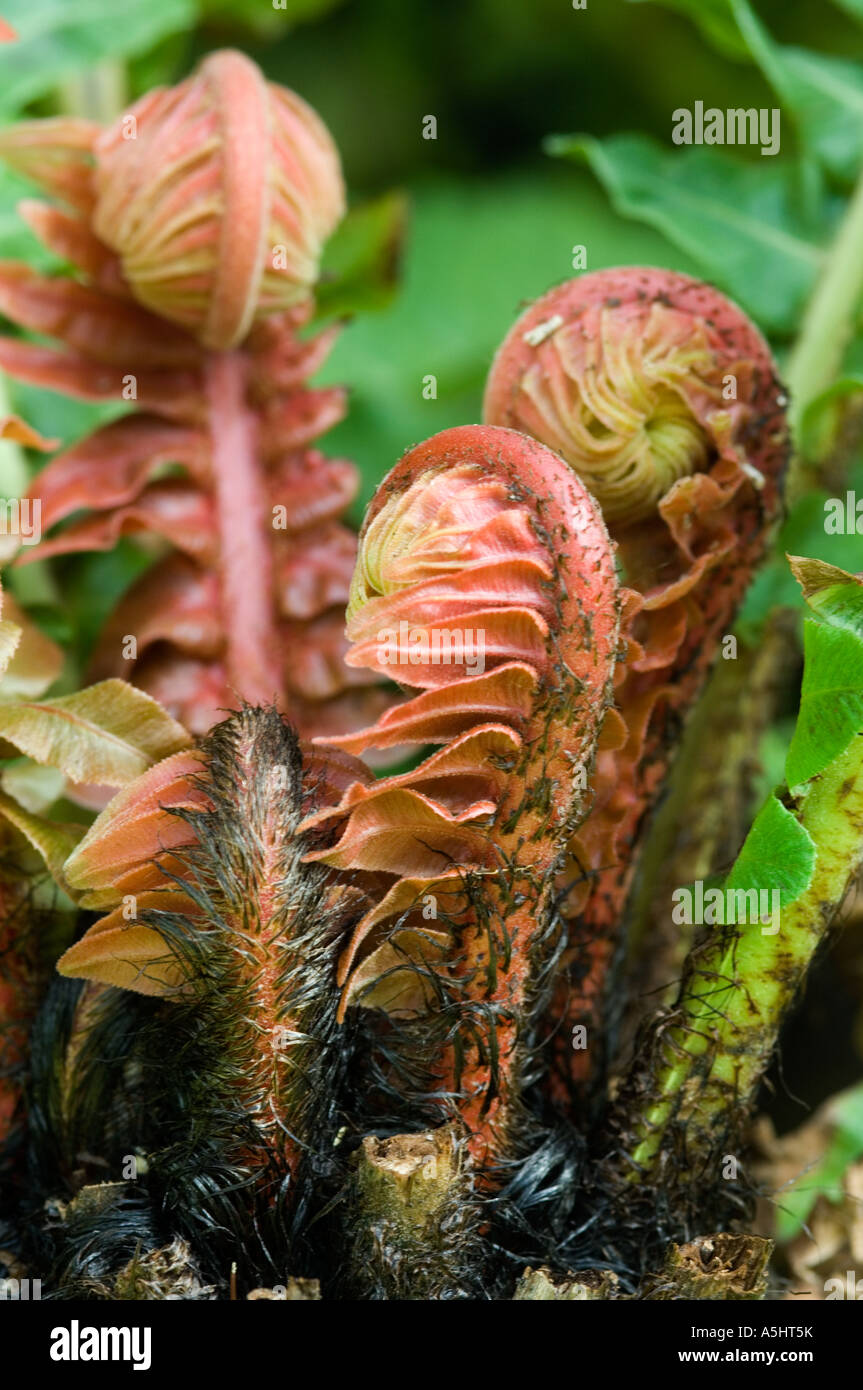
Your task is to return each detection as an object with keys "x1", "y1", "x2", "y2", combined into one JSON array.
[
  {"x1": 622, "y1": 614, "x2": 798, "y2": 1029},
  {"x1": 785, "y1": 163, "x2": 863, "y2": 488},
  {"x1": 624, "y1": 733, "x2": 863, "y2": 1175}
]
